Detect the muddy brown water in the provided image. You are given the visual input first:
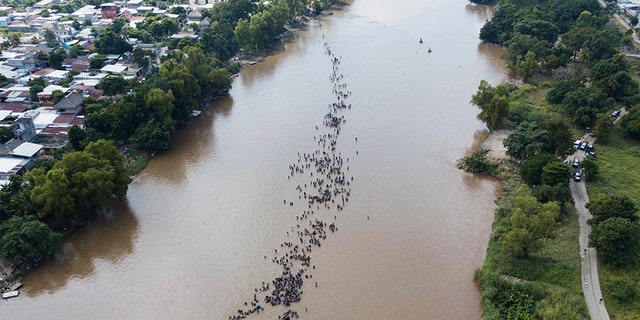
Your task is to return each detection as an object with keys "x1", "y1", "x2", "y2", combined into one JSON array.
[{"x1": 2, "y1": 1, "x2": 507, "y2": 319}]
